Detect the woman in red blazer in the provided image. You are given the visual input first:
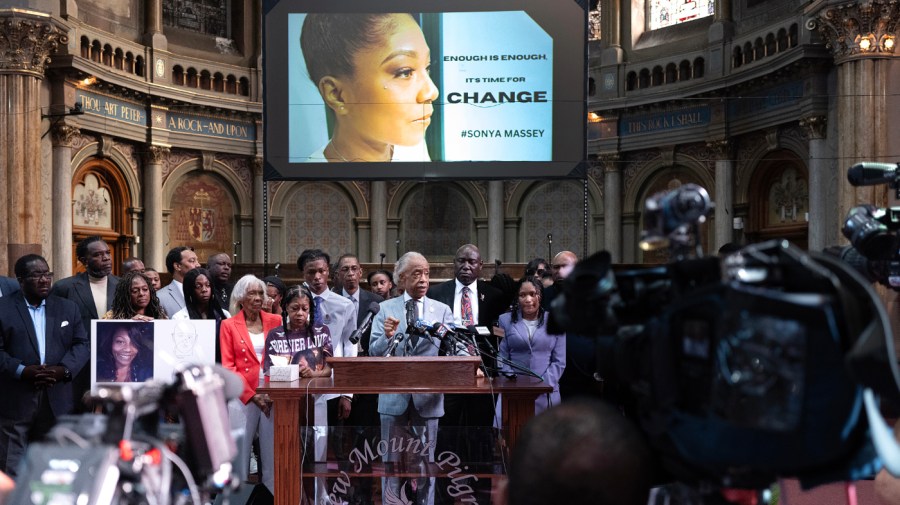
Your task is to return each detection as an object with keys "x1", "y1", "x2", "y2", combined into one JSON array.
[{"x1": 220, "y1": 274, "x2": 282, "y2": 494}]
